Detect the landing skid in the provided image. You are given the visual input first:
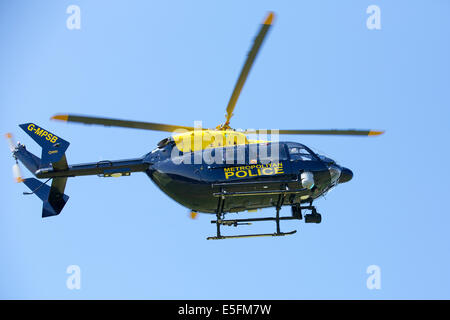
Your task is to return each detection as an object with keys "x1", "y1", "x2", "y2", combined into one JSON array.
[
  {"x1": 207, "y1": 230, "x2": 296, "y2": 240},
  {"x1": 207, "y1": 184, "x2": 318, "y2": 240}
]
